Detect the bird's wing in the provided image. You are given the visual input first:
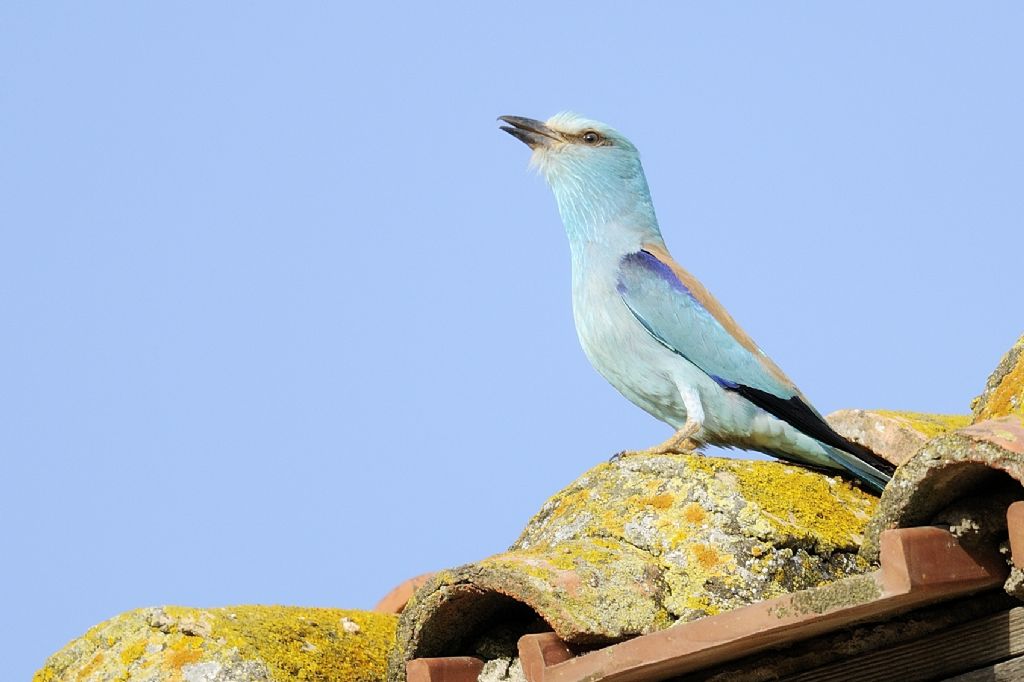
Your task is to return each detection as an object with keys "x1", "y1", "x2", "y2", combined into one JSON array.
[
  {"x1": 616, "y1": 243, "x2": 895, "y2": 491},
  {"x1": 617, "y1": 244, "x2": 872, "y2": 457},
  {"x1": 617, "y1": 243, "x2": 800, "y2": 398}
]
